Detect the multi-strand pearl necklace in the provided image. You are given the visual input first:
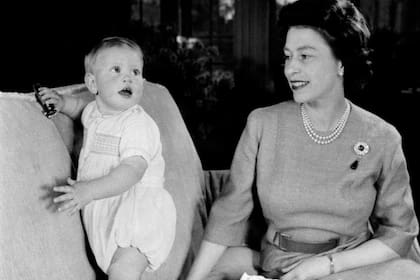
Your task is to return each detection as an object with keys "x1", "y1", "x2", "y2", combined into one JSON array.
[{"x1": 301, "y1": 101, "x2": 351, "y2": 145}]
